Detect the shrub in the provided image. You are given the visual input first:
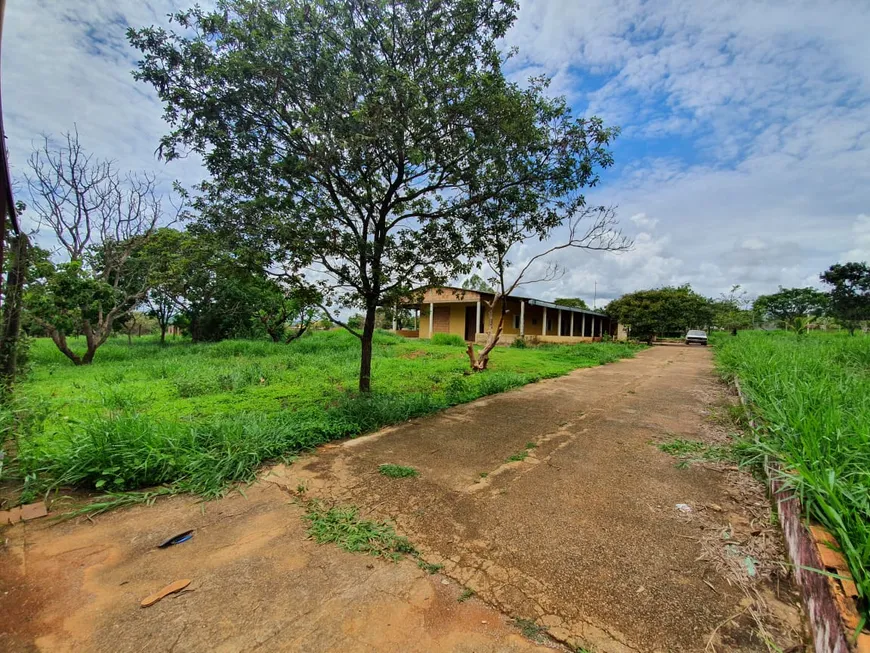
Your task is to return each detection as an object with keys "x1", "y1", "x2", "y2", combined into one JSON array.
[
  {"x1": 378, "y1": 464, "x2": 419, "y2": 478},
  {"x1": 431, "y1": 333, "x2": 466, "y2": 347},
  {"x1": 510, "y1": 336, "x2": 527, "y2": 348}
]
